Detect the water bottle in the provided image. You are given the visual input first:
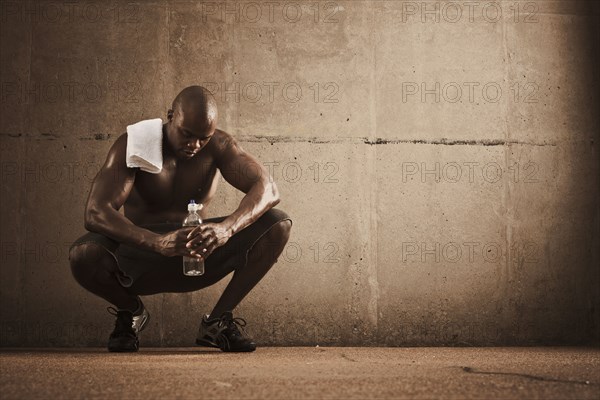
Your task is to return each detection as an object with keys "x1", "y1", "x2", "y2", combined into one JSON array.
[{"x1": 183, "y1": 200, "x2": 205, "y2": 276}]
